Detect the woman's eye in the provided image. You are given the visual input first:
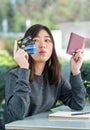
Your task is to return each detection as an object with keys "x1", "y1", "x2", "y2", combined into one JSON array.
[
  {"x1": 34, "y1": 39, "x2": 39, "y2": 43},
  {"x1": 45, "y1": 39, "x2": 51, "y2": 42}
]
